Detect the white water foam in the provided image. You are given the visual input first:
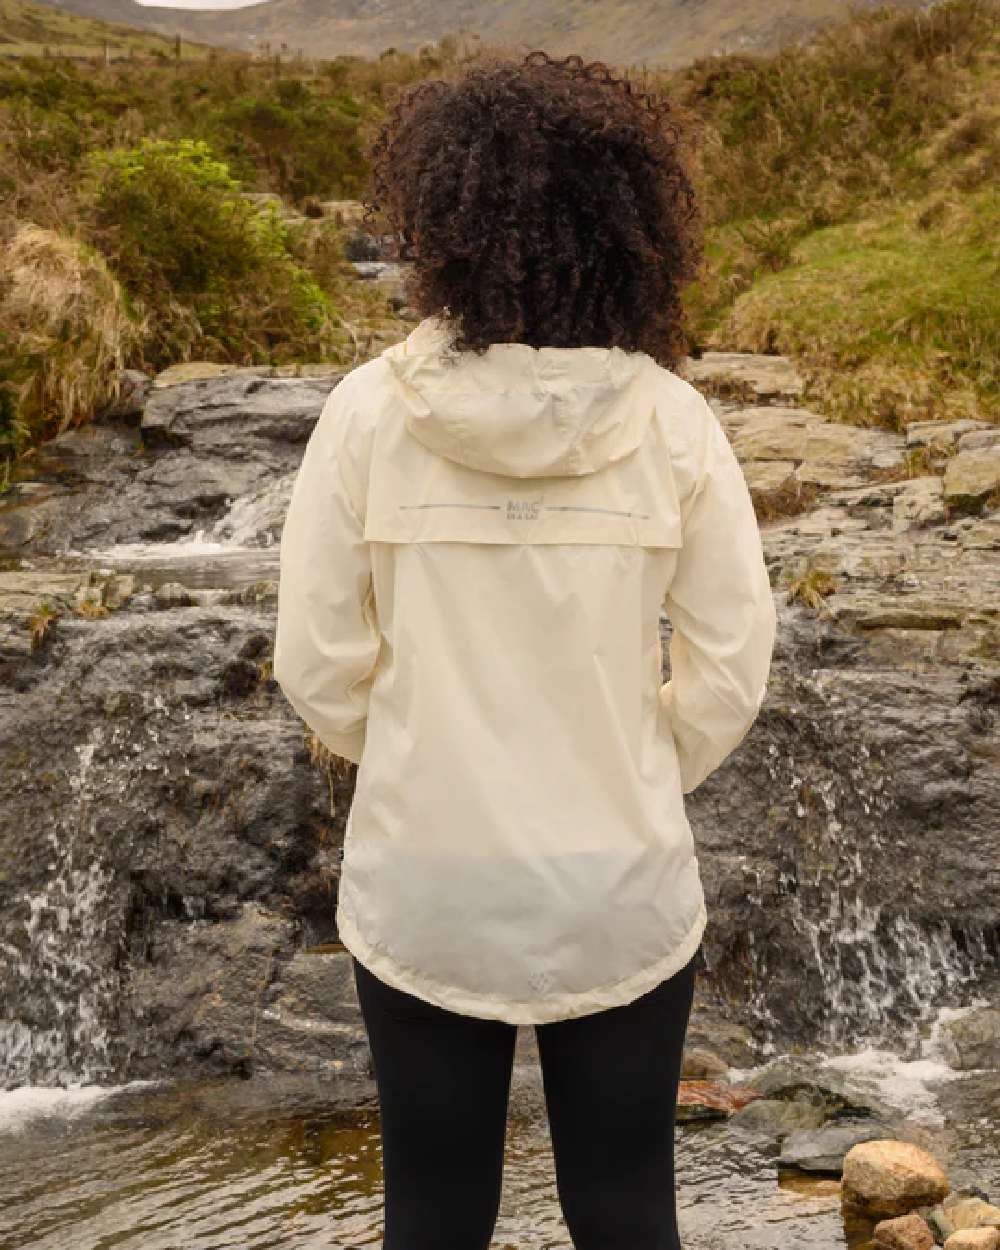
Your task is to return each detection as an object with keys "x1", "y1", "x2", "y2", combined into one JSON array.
[{"x1": 0, "y1": 1079, "x2": 163, "y2": 1135}]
